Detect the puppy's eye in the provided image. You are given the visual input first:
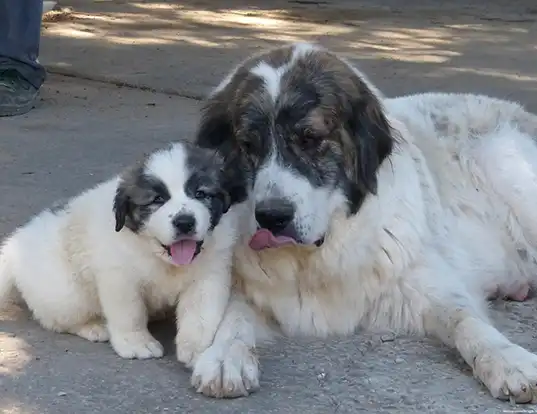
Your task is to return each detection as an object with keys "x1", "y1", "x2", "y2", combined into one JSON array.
[{"x1": 152, "y1": 195, "x2": 166, "y2": 205}]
